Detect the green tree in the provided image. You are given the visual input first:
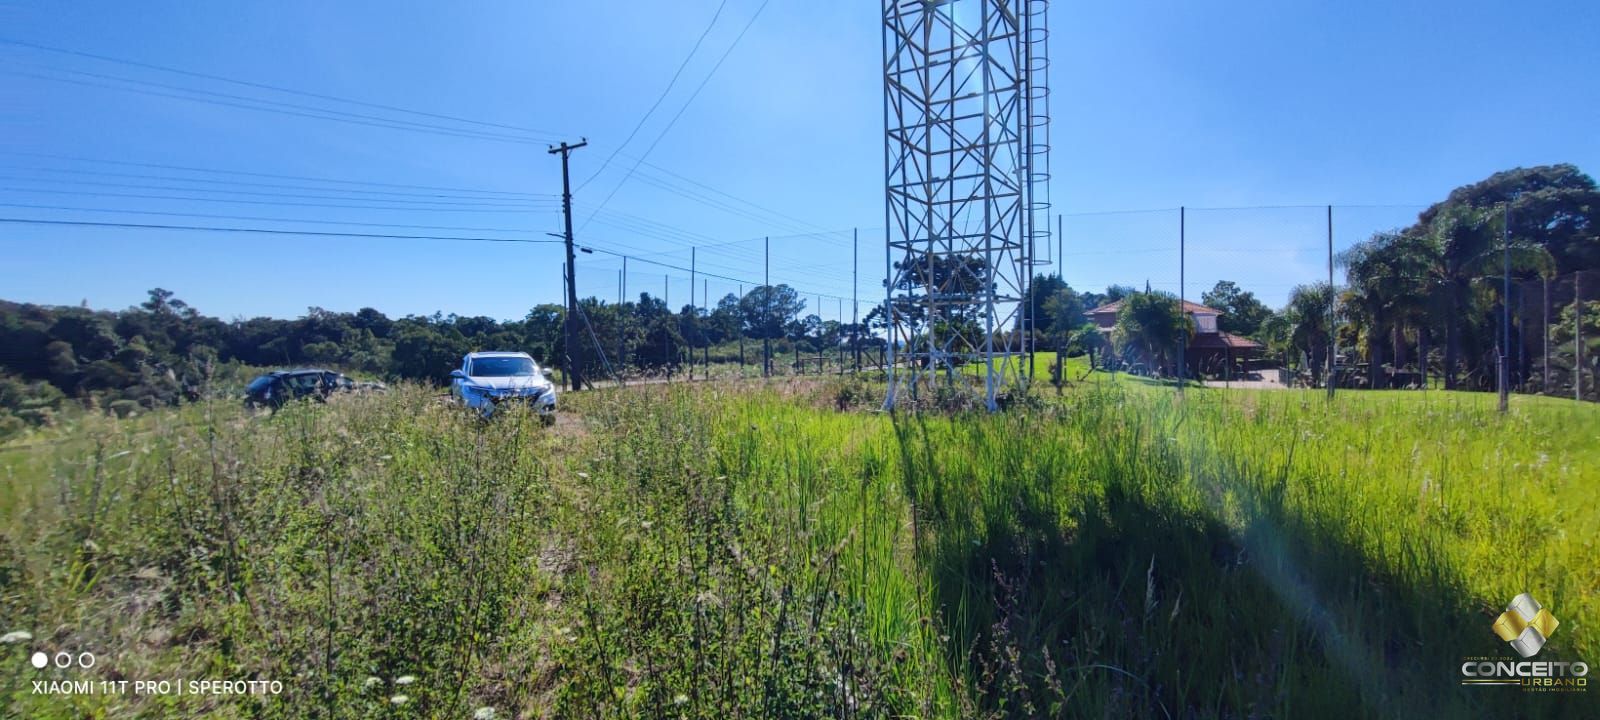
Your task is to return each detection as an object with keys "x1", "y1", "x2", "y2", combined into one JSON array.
[
  {"x1": 1285, "y1": 283, "x2": 1336, "y2": 385},
  {"x1": 1112, "y1": 292, "x2": 1190, "y2": 376},
  {"x1": 738, "y1": 285, "x2": 806, "y2": 341},
  {"x1": 1200, "y1": 281, "x2": 1271, "y2": 337}
]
